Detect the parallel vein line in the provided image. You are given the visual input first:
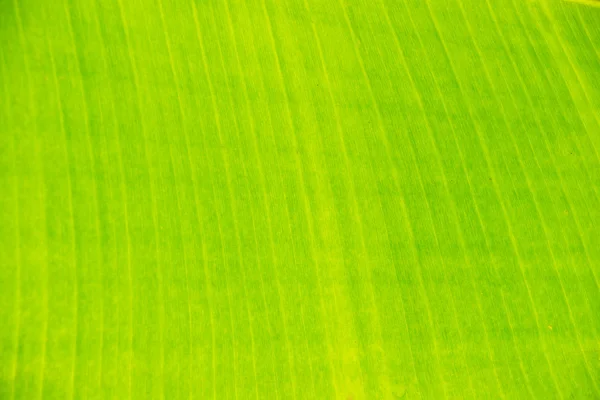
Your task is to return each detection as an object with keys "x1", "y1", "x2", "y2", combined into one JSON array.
[
  {"x1": 379, "y1": 1, "x2": 507, "y2": 396},
  {"x1": 392, "y1": 1, "x2": 533, "y2": 395},
  {"x1": 509, "y1": 0, "x2": 600, "y2": 312},
  {"x1": 463, "y1": 0, "x2": 597, "y2": 384},
  {"x1": 230, "y1": 0, "x2": 313, "y2": 397},
  {"x1": 62, "y1": 2, "x2": 106, "y2": 396},
  {"x1": 209, "y1": 4, "x2": 260, "y2": 396},
  {"x1": 188, "y1": 5, "x2": 221, "y2": 397},
  {"x1": 47, "y1": 34, "x2": 80, "y2": 400},
  {"x1": 222, "y1": 0, "x2": 302, "y2": 396},
  {"x1": 114, "y1": 1, "x2": 167, "y2": 397},
  {"x1": 154, "y1": 2, "x2": 205, "y2": 398},
  {"x1": 1, "y1": 43, "x2": 22, "y2": 400},
  {"x1": 421, "y1": 2, "x2": 565, "y2": 396},
  {"x1": 335, "y1": 0, "x2": 450, "y2": 397},
  {"x1": 514, "y1": 0, "x2": 600, "y2": 204},
  {"x1": 90, "y1": 1, "x2": 135, "y2": 397},
  {"x1": 304, "y1": 1, "x2": 413, "y2": 397},
  {"x1": 480, "y1": 1, "x2": 600, "y2": 393}
]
